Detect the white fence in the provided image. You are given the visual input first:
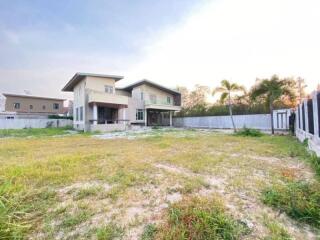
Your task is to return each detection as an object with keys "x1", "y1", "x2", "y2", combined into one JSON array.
[
  {"x1": 0, "y1": 119, "x2": 73, "y2": 130},
  {"x1": 174, "y1": 109, "x2": 290, "y2": 130},
  {"x1": 295, "y1": 91, "x2": 320, "y2": 156}
]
